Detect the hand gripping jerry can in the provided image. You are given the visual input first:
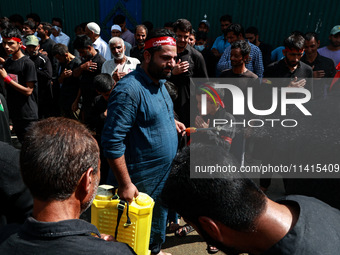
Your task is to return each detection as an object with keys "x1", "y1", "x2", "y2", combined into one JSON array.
[{"x1": 91, "y1": 185, "x2": 154, "y2": 255}]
